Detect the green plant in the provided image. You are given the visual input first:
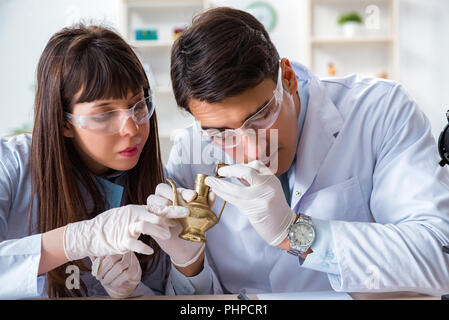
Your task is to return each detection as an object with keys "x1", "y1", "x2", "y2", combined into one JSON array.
[
  {"x1": 337, "y1": 12, "x2": 363, "y2": 25},
  {"x1": 10, "y1": 123, "x2": 32, "y2": 135}
]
